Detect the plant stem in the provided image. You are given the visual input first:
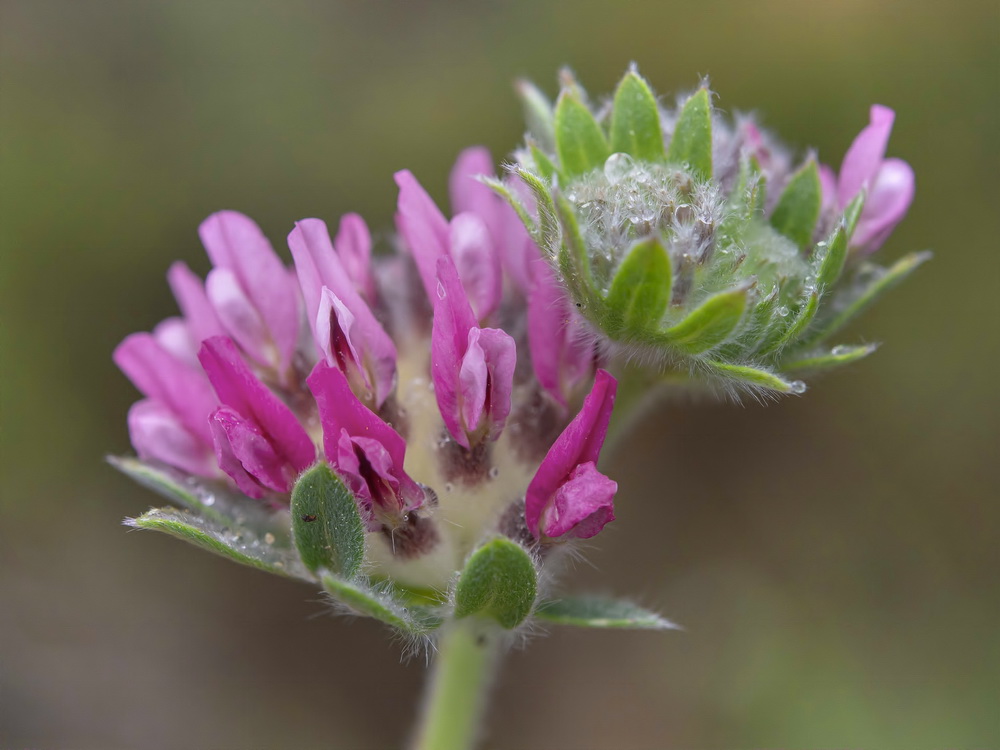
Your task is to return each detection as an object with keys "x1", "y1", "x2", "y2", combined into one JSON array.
[{"x1": 410, "y1": 618, "x2": 504, "y2": 750}]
